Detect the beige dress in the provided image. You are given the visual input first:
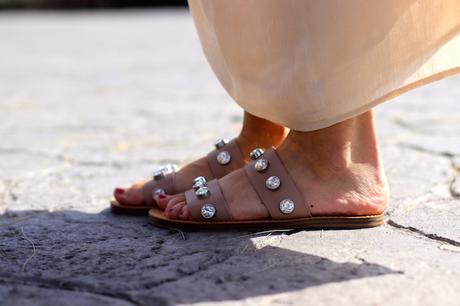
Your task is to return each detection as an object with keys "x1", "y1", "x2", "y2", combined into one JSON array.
[{"x1": 188, "y1": 0, "x2": 460, "y2": 131}]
